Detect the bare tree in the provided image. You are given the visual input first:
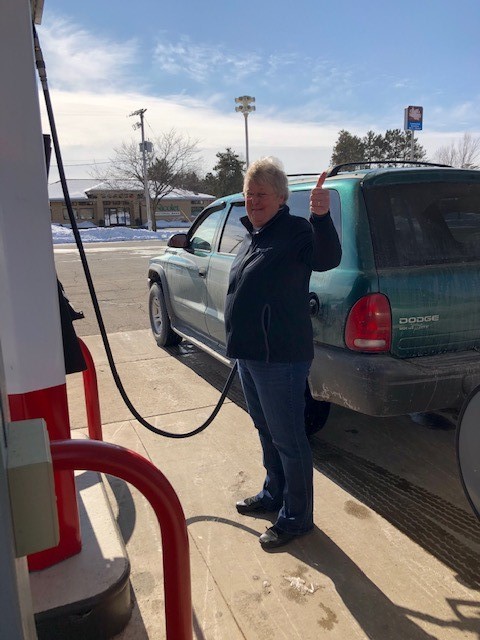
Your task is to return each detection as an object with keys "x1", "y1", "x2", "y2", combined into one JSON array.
[
  {"x1": 433, "y1": 132, "x2": 480, "y2": 168},
  {"x1": 96, "y1": 129, "x2": 200, "y2": 231}
]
